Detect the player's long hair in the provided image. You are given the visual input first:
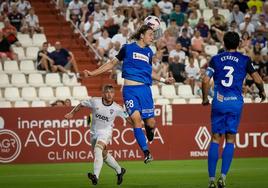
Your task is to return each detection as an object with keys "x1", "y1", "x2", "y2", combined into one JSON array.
[{"x1": 129, "y1": 25, "x2": 153, "y2": 41}]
